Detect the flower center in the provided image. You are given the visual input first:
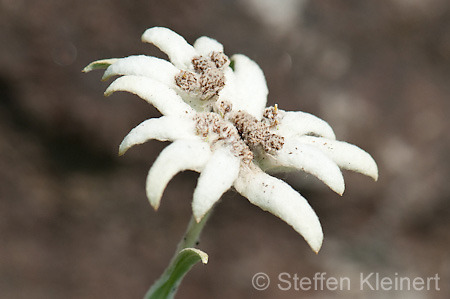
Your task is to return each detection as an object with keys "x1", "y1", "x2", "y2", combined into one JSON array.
[
  {"x1": 193, "y1": 111, "x2": 254, "y2": 164},
  {"x1": 194, "y1": 100, "x2": 284, "y2": 164},
  {"x1": 227, "y1": 110, "x2": 284, "y2": 154},
  {"x1": 175, "y1": 52, "x2": 229, "y2": 101},
  {"x1": 176, "y1": 53, "x2": 284, "y2": 164}
]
